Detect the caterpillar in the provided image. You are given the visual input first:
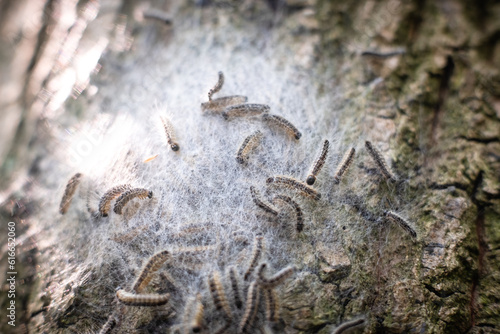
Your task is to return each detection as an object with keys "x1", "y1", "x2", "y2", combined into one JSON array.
[
  {"x1": 266, "y1": 176, "x2": 321, "y2": 201},
  {"x1": 306, "y1": 139, "x2": 330, "y2": 185},
  {"x1": 173, "y1": 245, "x2": 217, "y2": 254},
  {"x1": 227, "y1": 266, "x2": 243, "y2": 309},
  {"x1": 208, "y1": 271, "x2": 233, "y2": 322},
  {"x1": 249, "y1": 186, "x2": 279, "y2": 216},
  {"x1": 257, "y1": 263, "x2": 295, "y2": 289},
  {"x1": 238, "y1": 281, "x2": 261, "y2": 334},
  {"x1": 272, "y1": 195, "x2": 304, "y2": 232},
  {"x1": 98, "y1": 184, "x2": 132, "y2": 217},
  {"x1": 160, "y1": 115, "x2": 179, "y2": 151},
  {"x1": 365, "y1": 141, "x2": 397, "y2": 181},
  {"x1": 98, "y1": 313, "x2": 118, "y2": 334},
  {"x1": 264, "y1": 289, "x2": 279, "y2": 323},
  {"x1": 262, "y1": 114, "x2": 301, "y2": 140},
  {"x1": 384, "y1": 211, "x2": 417, "y2": 239},
  {"x1": 115, "y1": 289, "x2": 170, "y2": 306},
  {"x1": 183, "y1": 294, "x2": 204, "y2": 334},
  {"x1": 113, "y1": 188, "x2": 153, "y2": 215},
  {"x1": 59, "y1": 173, "x2": 83, "y2": 214},
  {"x1": 222, "y1": 103, "x2": 270, "y2": 120},
  {"x1": 333, "y1": 147, "x2": 356, "y2": 184},
  {"x1": 201, "y1": 96, "x2": 248, "y2": 113},
  {"x1": 190, "y1": 295, "x2": 204, "y2": 333},
  {"x1": 244, "y1": 236, "x2": 264, "y2": 281},
  {"x1": 332, "y1": 318, "x2": 365, "y2": 334},
  {"x1": 132, "y1": 250, "x2": 171, "y2": 293},
  {"x1": 142, "y1": 8, "x2": 172, "y2": 24},
  {"x1": 236, "y1": 131, "x2": 263, "y2": 164},
  {"x1": 110, "y1": 224, "x2": 148, "y2": 243},
  {"x1": 208, "y1": 71, "x2": 224, "y2": 101}
]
